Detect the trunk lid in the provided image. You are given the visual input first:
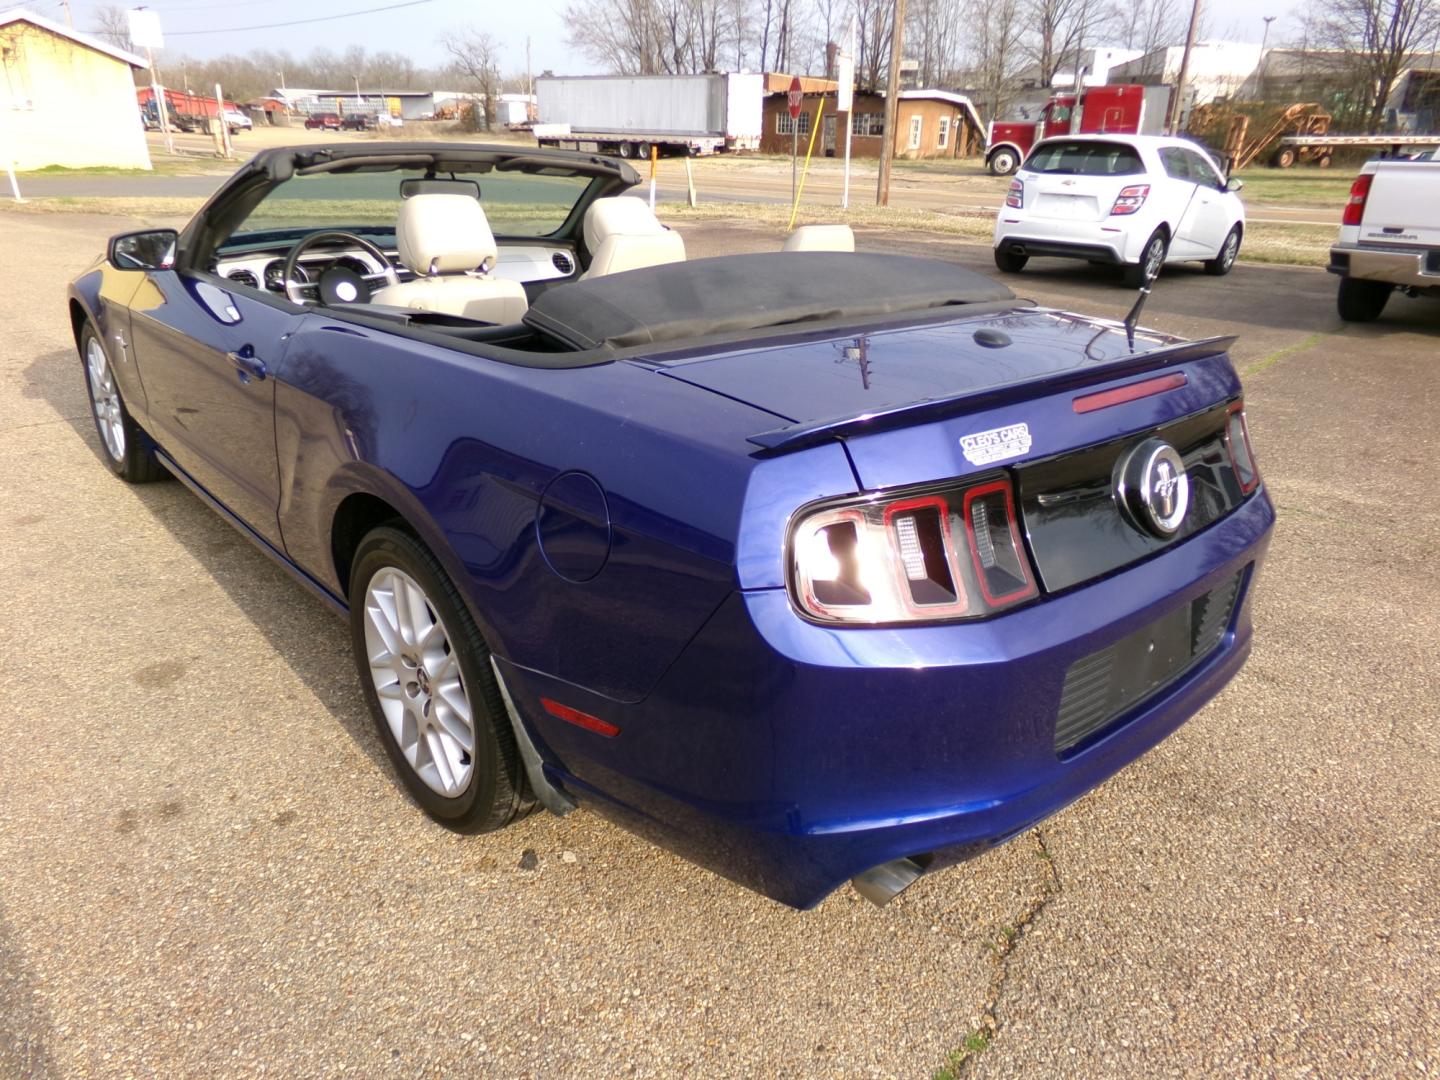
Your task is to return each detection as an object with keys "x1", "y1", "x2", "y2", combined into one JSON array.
[
  {"x1": 656, "y1": 308, "x2": 1241, "y2": 493},
  {"x1": 1359, "y1": 161, "x2": 1440, "y2": 247}
]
